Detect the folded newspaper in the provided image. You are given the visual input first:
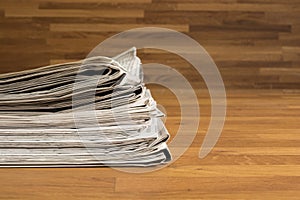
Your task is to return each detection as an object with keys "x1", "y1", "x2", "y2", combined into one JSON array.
[{"x1": 0, "y1": 47, "x2": 171, "y2": 167}]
